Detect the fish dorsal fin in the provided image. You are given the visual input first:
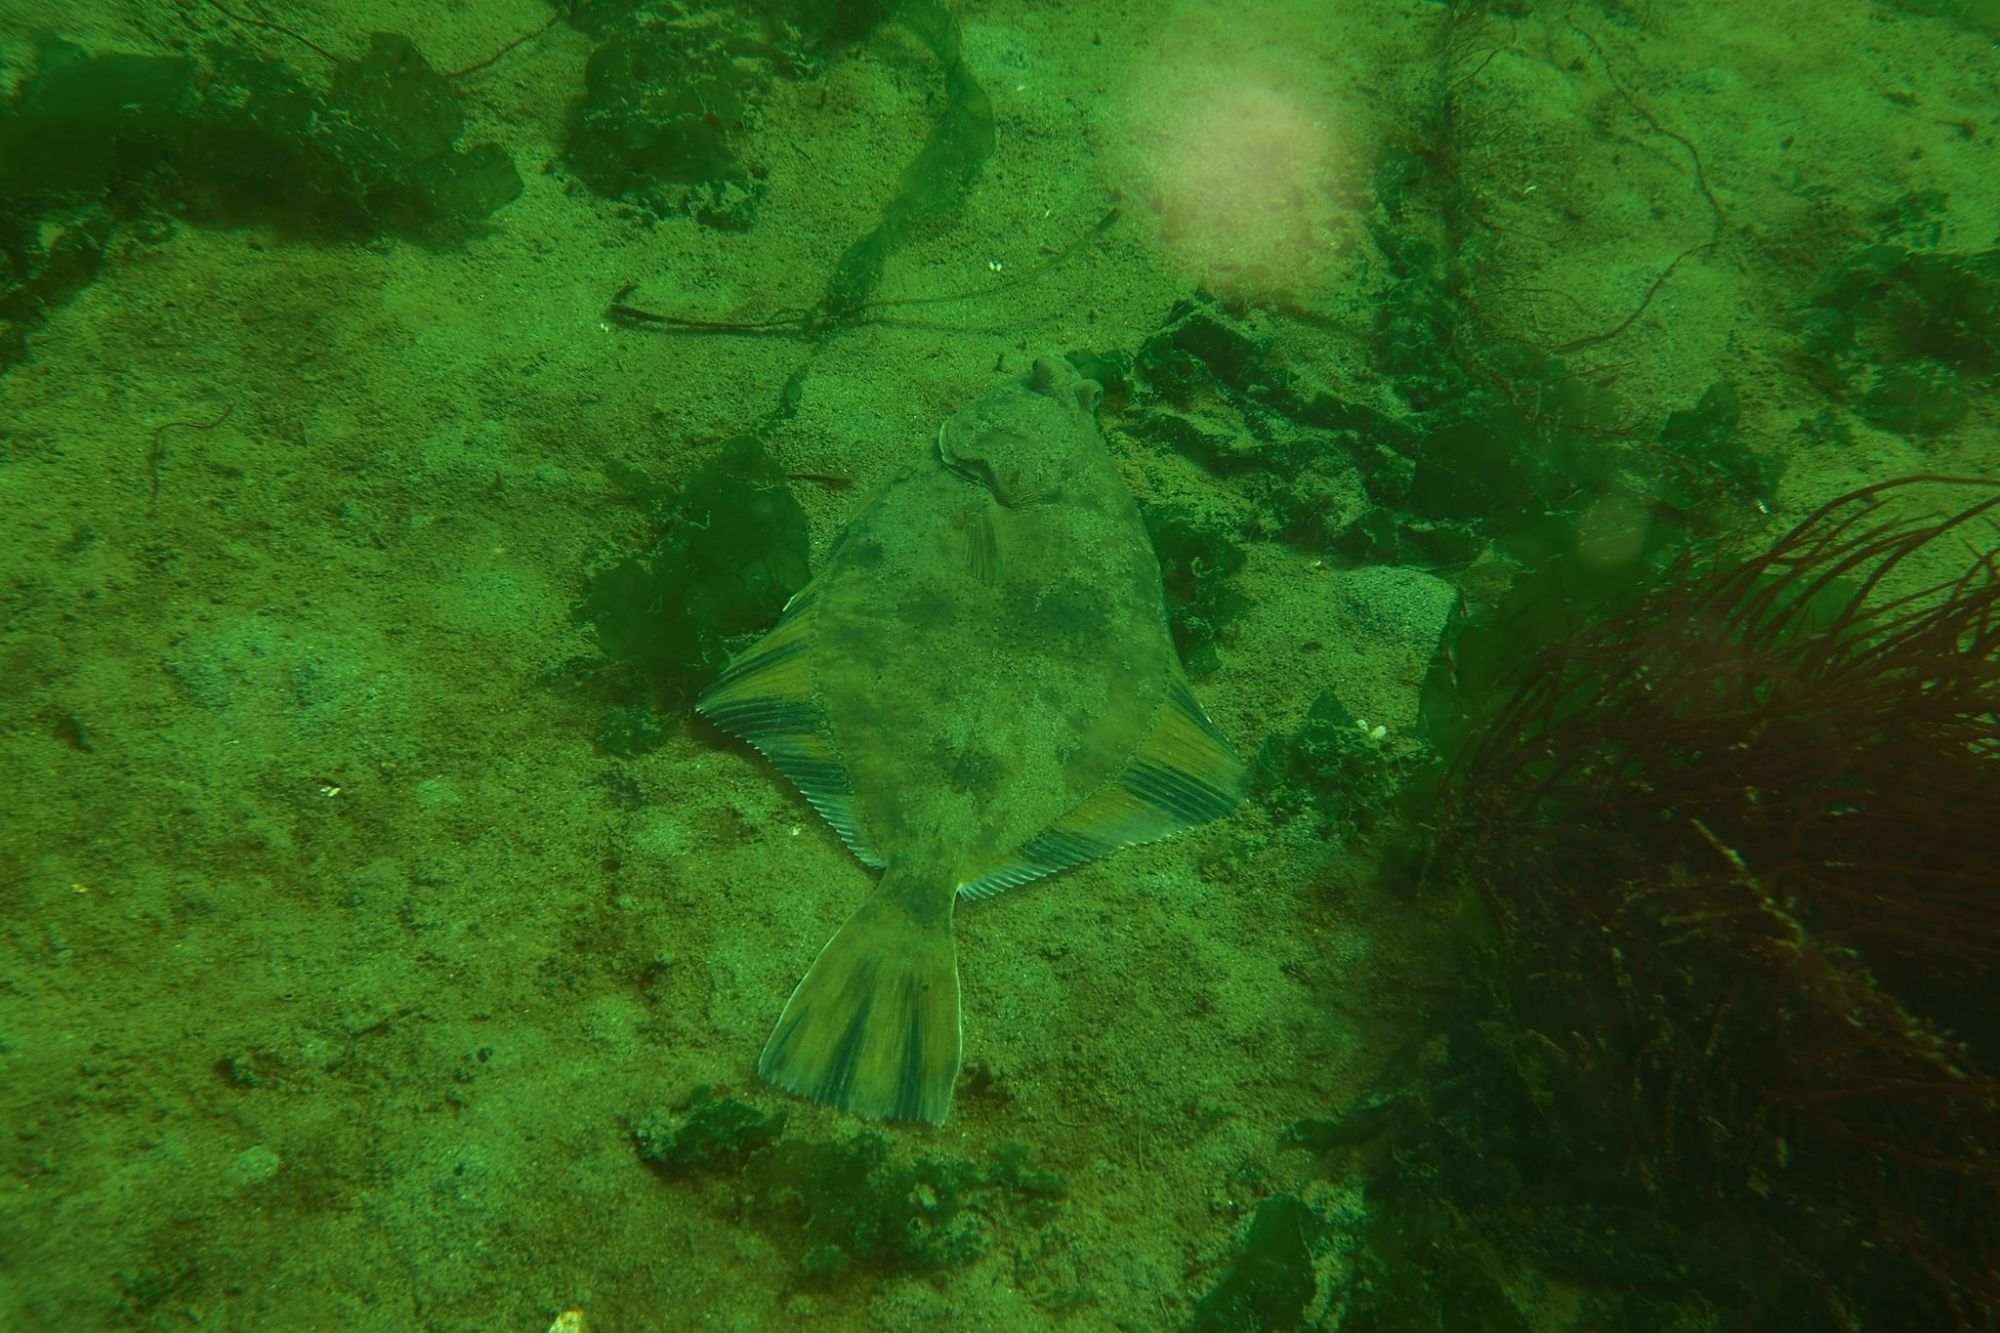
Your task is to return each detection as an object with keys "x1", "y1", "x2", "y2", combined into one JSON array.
[
  {"x1": 696, "y1": 587, "x2": 886, "y2": 869},
  {"x1": 958, "y1": 674, "x2": 1246, "y2": 900}
]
